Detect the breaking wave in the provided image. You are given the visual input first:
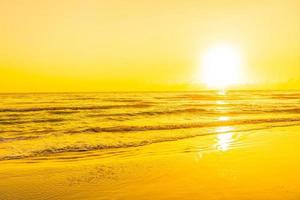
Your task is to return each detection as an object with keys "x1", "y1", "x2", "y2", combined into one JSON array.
[{"x1": 1, "y1": 91, "x2": 300, "y2": 162}]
